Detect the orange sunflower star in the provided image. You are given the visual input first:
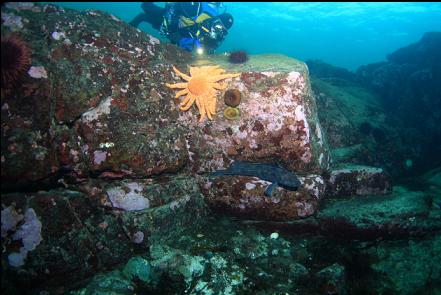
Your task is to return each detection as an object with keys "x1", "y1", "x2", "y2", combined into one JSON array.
[{"x1": 166, "y1": 65, "x2": 240, "y2": 122}]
